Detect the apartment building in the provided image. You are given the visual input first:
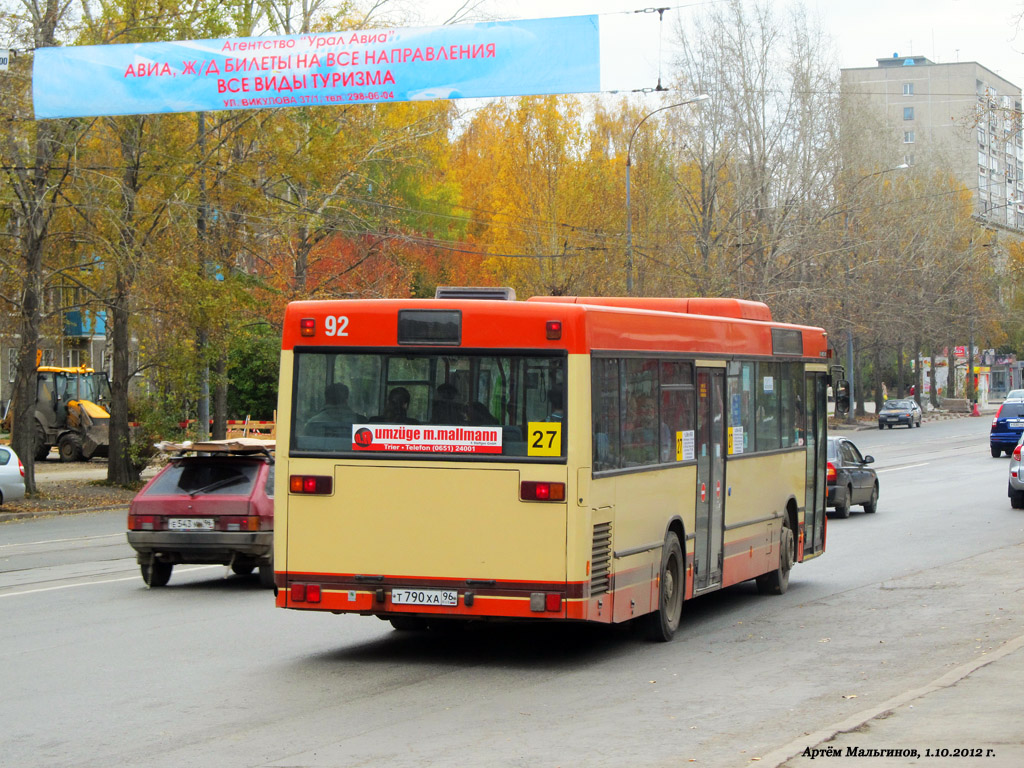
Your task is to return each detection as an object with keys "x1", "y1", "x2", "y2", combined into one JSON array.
[{"x1": 841, "y1": 54, "x2": 1023, "y2": 231}]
